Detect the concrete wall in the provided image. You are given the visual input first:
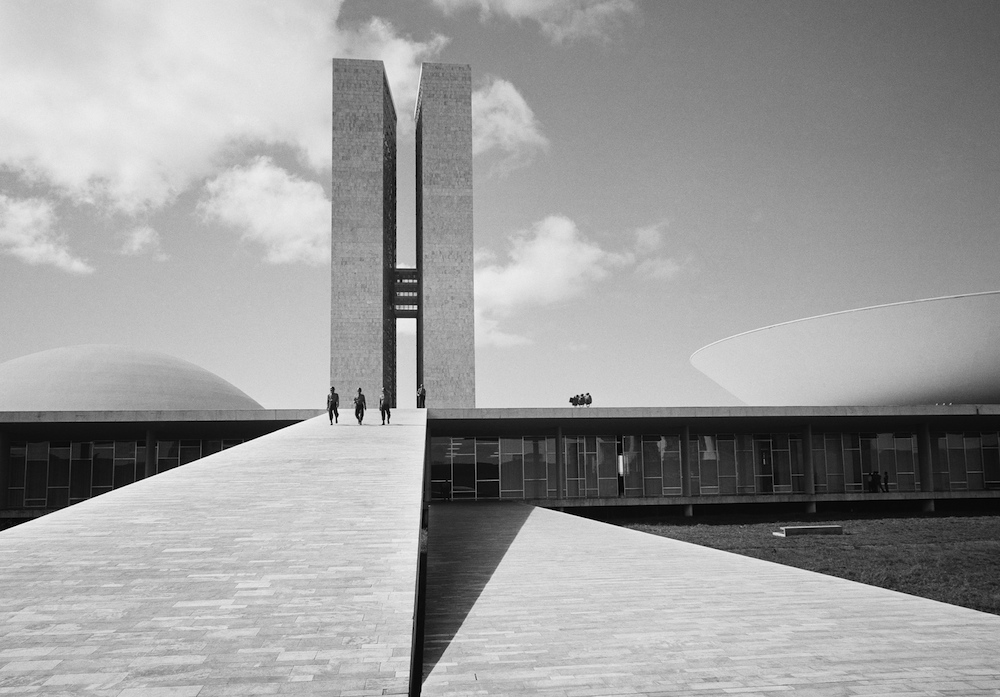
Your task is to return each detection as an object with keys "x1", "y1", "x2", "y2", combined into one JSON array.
[
  {"x1": 332, "y1": 59, "x2": 396, "y2": 400},
  {"x1": 416, "y1": 63, "x2": 476, "y2": 409}
]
